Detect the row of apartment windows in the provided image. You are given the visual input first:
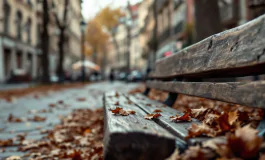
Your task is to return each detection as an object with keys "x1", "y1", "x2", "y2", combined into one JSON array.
[{"x1": 4, "y1": 1, "x2": 33, "y2": 44}]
